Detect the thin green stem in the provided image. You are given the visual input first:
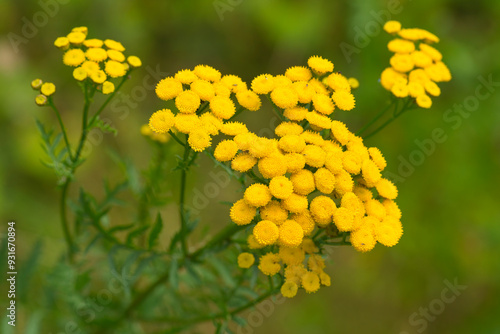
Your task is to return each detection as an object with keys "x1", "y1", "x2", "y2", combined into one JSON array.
[
  {"x1": 168, "y1": 130, "x2": 185, "y2": 146},
  {"x1": 363, "y1": 98, "x2": 414, "y2": 140},
  {"x1": 178, "y1": 135, "x2": 191, "y2": 256},
  {"x1": 266, "y1": 95, "x2": 285, "y2": 121},
  {"x1": 60, "y1": 180, "x2": 75, "y2": 262},
  {"x1": 230, "y1": 105, "x2": 245, "y2": 120},
  {"x1": 356, "y1": 99, "x2": 395, "y2": 136},
  {"x1": 48, "y1": 99, "x2": 73, "y2": 161},
  {"x1": 88, "y1": 73, "x2": 129, "y2": 127}
]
